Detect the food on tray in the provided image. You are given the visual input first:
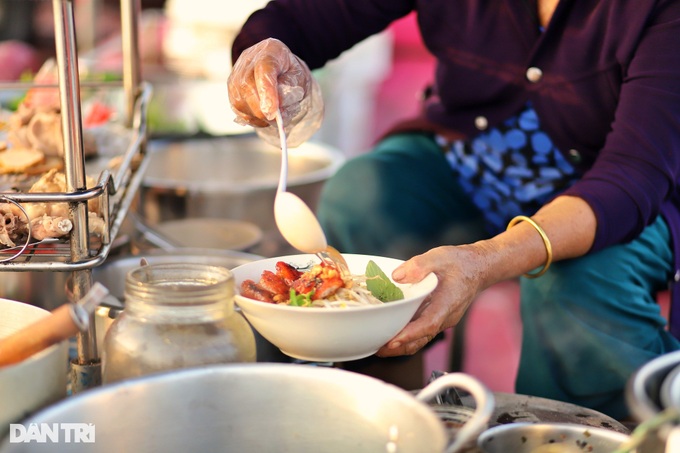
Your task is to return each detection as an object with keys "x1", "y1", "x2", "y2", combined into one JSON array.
[
  {"x1": 28, "y1": 168, "x2": 105, "y2": 233},
  {"x1": 0, "y1": 58, "x2": 118, "y2": 176},
  {"x1": 0, "y1": 200, "x2": 71, "y2": 247},
  {"x1": 0, "y1": 168, "x2": 105, "y2": 247},
  {"x1": 5, "y1": 103, "x2": 97, "y2": 161},
  {"x1": 240, "y1": 259, "x2": 404, "y2": 308},
  {"x1": 0, "y1": 148, "x2": 46, "y2": 173}
]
